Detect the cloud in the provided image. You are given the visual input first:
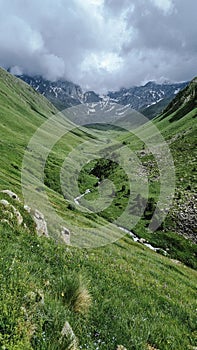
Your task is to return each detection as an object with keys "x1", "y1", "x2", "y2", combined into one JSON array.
[
  {"x1": 0, "y1": 0, "x2": 196, "y2": 92},
  {"x1": 150, "y1": 0, "x2": 173, "y2": 14}
]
